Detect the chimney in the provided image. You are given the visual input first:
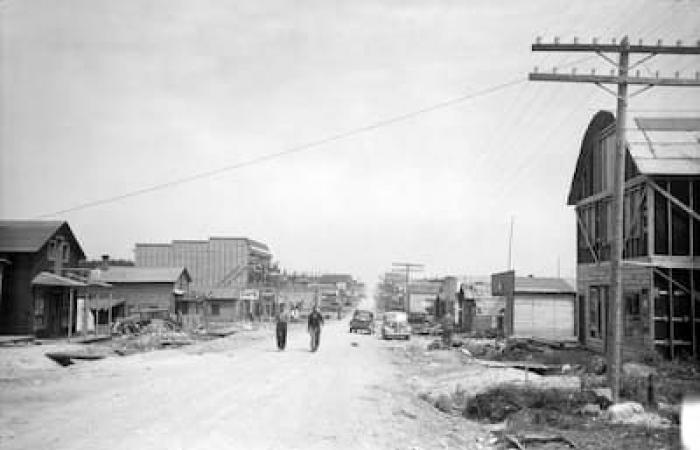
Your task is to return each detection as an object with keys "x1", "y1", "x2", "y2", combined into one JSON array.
[{"x1": 101, "y1": 254, "x2": 110, "y2": 270}]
